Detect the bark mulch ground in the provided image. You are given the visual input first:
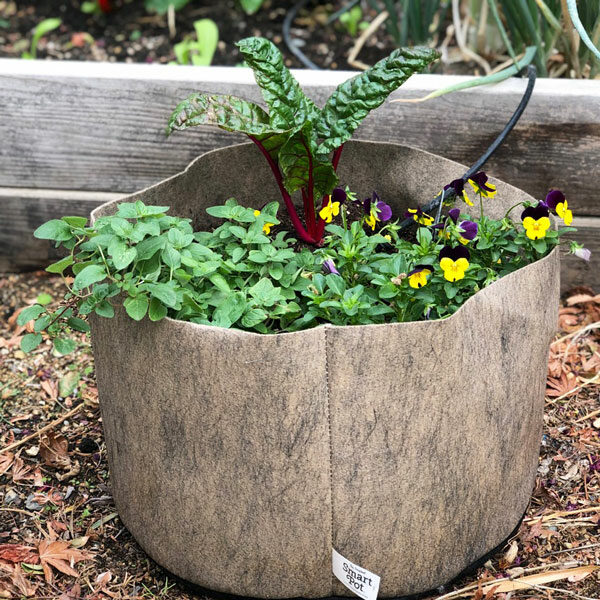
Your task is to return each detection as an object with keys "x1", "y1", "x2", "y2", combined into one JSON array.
[{"x1": 1, "y1": 272, "x2": 599, "y2": 599}]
